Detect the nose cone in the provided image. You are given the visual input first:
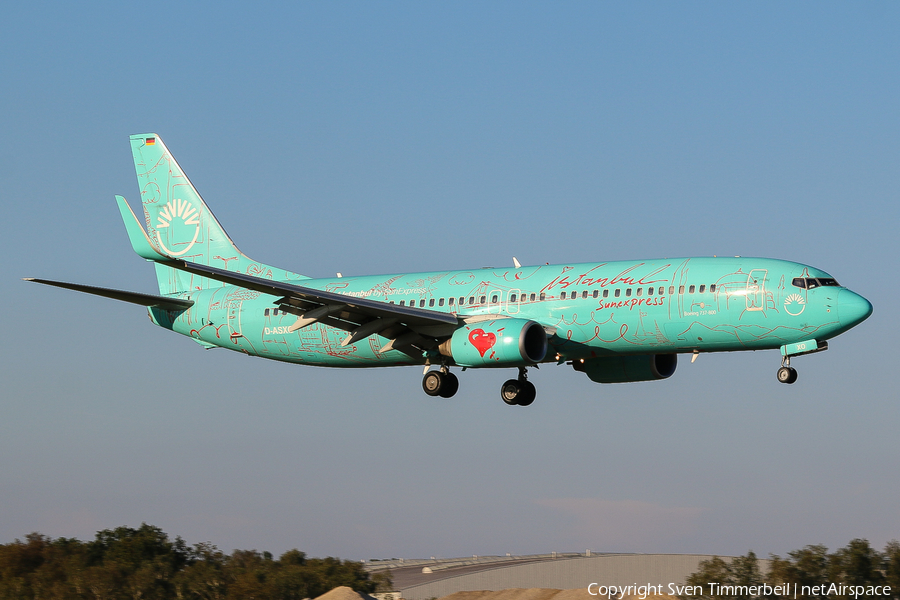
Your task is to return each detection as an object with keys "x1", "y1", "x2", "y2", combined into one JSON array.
[{"x1": 838, "y1": 289, "x2": 873, "y2": 330}]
